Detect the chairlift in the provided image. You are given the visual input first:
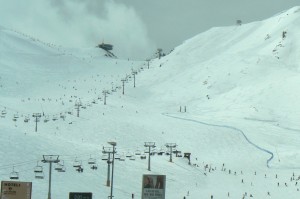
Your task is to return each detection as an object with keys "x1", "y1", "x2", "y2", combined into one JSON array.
[
  {"x1": 140, "y1": 154, "x2": 146, "y2": 160},
  {"x1": 34, "y1": 165, "x2": 43, "y2": 173},
  {"x1": 1, "y1": 110, "x2": 6, "y2": 118},
  {"x1": 90, "y1": 164, "x2": 98, "y2": 170},
  {"x1": 55, "y1": 161, "x2": 64, "y2": 171},
  {"x1": 114, "y1": 154, "x2": 120, "y2": 160},
  {"x1": 44, "y1": 116, "x2": 49, "y2": 123},
  {"x1": 14, "y1": 113, "x2": 19, "y2": 119},
  {"x1": 60, "y1": 114, "x2": 66, "y2": 119},
  {"x1": 158, "y1": 148, "x2": 165, "y2": 156},
  {"x1": 119, "y1": 154, "x2": 125, "y2": 161},
  {"x1": 126, "y1": 152, "x2": 132, "y2": 158},
  {"x1": 35, "y1": 171, "x2": 44, "y2": 179},
  {"x1": 101, "y1": 154, "x2": 108, "y2": 161},
  {"x1": 130, "y1": 155, "x2": 136, "y2": 161},
  {"x1": 10, "y1": 167, "x2": 19, "y2": 180},
  {"x1": 88, "y1": 157, "x2": 96, "y2": 165},
  {"x1": 1, "y1": 109, "x2": 7, "y2": 116},
  {"x1": 57, "y1": 166, "x2": 66, "y2": 172},
  {"x1": 24, "y1": 116, "x2": 30, "y2": 123},
  {"x1": 52, "y1": 115, "x2": 58, "y2": 121},
  {"x1": 135, "y1": 150, "x2": 141, "y2": 156},
  {"x1": 81, "y1": 105, "x2": 87, "y2": 109},
  {"x1": 151, "y1": 148, "x2": 157, "y2": 156},
  {"x1": 76, "y1": 166, "x2": 83, "y2": 173},
  {"x1": 73, "y1": 158, "x2": 82, "y2": 168}
]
